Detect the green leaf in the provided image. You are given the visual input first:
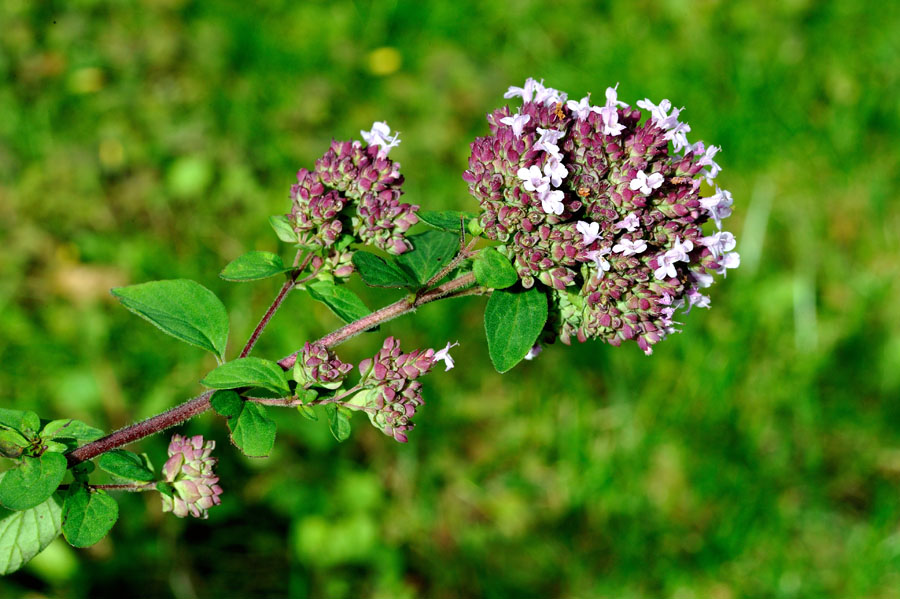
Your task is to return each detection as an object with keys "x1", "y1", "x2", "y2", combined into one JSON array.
[
  {"x1": 0, "y1": 430, "x2": 29, "y2": 459},
  {"x1": 418, "y1": 210, "x2": 476, "y2": 233},
  {"x1": 297, "y1": 390, "x2": 319, "y2": 421},
  {"x1": 211, "y1": 390, "x2": 277, "y2": 458},
  {"x1": 351, "y1": 251, "x2": 416, "y2": 288},
  {"x1": 220, "y1": 251, "x2": 290, "y2": 282},
  {"x1": 269, "y1": 215, "x2": 298, "y2": 243},
  {"x1": 61, "y1": 484, "x2": 118, "y2": 548},
  {"x1": 473, "y1": 248, "x2": 519, "y2": 289},
  {"x1": 0, "y1": 453, "x2": 68, "y2": 511},
  {"x1": 397, "y1": 231, "x2": 460, "y2": 285},
  {"x1": 110, "y1": 279, "x2": 230, "y2": 359},
  {"x1": 324, "y1": 405, "x2": 352, "y2": 442},
  {"x1": 97, "y1": 450, "x2": 155, "y2": 482},
  {"x1": 40, "y1": 419, "x2": 105, "y2": 444},
  {"x1": 202, "y1": 358, "x2": 291, "y2": 396},
  {"x1": 0, "y1": 409, "x2": 40, "y2": 437},
  {"x1": 307, "y1": 280, "x2": 373, "y2": 324},
  {"x1": 0, "y1": 491, "x2": 62, "y2": 575},
  {"x1": 484, "y1": 287, "x2": 548, "y2": 373},
  {"x1": 297, "y1": 405, "x2": 318, "y2": 421}
]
